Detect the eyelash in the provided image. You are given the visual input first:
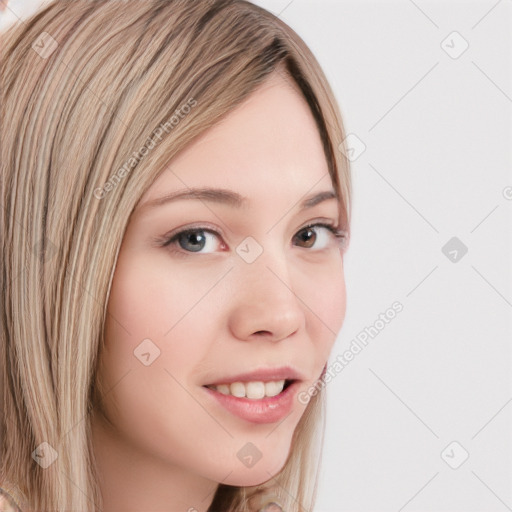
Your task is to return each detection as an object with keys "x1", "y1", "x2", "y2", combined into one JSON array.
[{"x1": 153, "y1": 222, "x2": 347, "y2": 257}]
